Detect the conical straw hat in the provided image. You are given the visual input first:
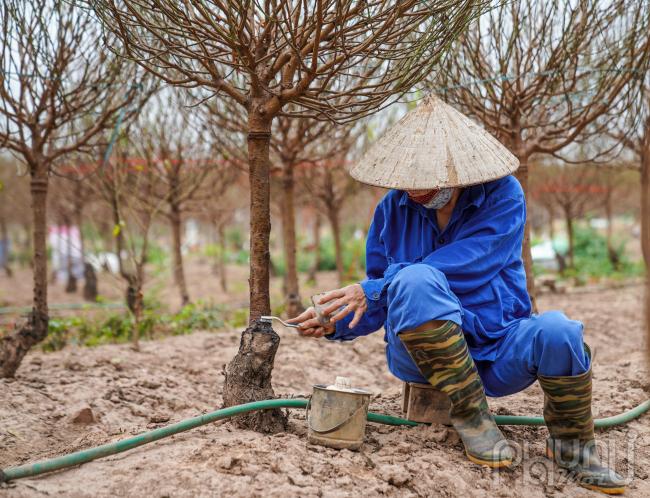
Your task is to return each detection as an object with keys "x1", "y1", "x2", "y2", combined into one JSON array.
[{"x1": 349, "y1": 95, "x2": 519, "y2": 190}]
